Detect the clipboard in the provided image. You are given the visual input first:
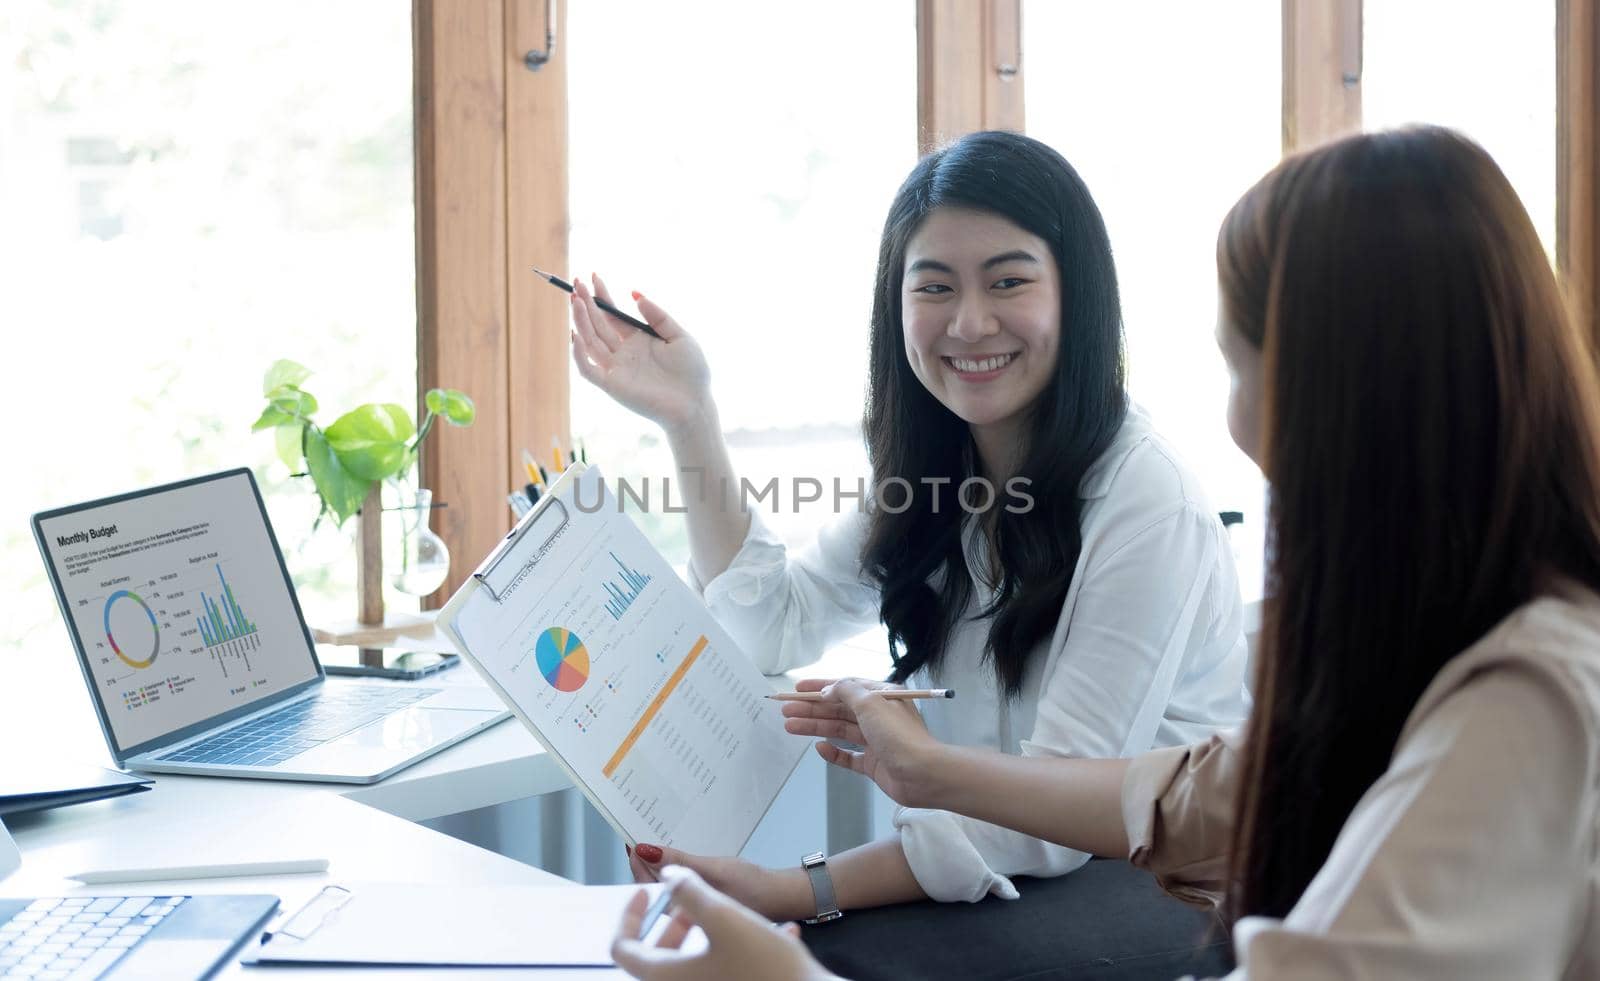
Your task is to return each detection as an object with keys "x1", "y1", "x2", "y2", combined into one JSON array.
[
  {"x1": 439, "y1": 464, "x2": 615, "y2": 842},
  {"x1": 438, "y1": 463, "x2": 806, "y2": 855},
  {"x1": 247, "y1": 881, "x2": 666, "y2": 967},
  {"x1": 467, "y1": 464, "x2": 585, "y2": 604}
]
